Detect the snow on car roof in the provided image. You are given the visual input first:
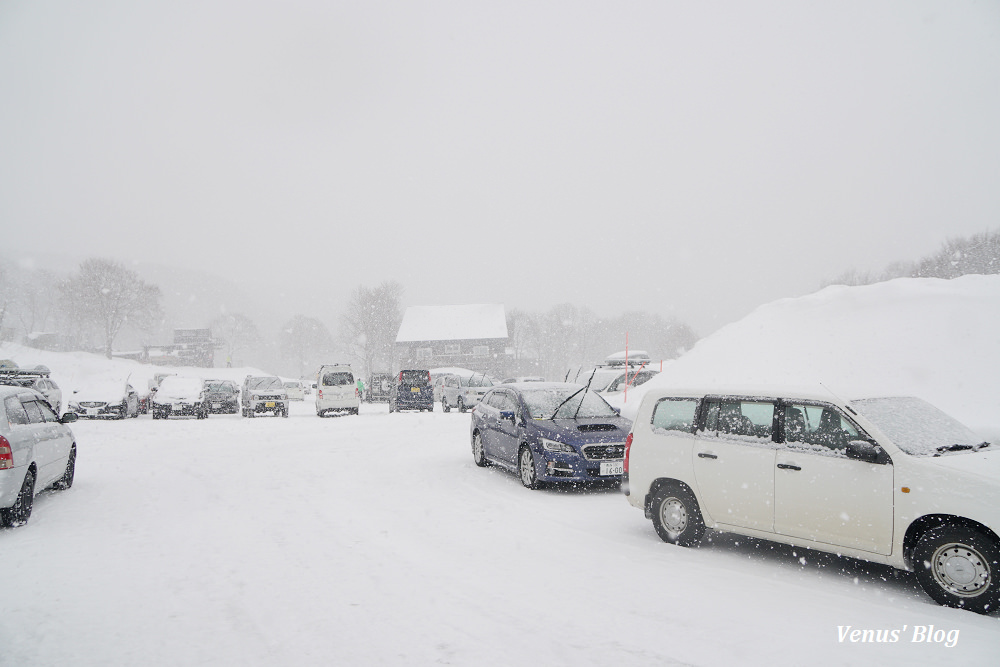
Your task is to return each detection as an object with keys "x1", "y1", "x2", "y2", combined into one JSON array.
[{"x1": 396, "y1": 304, "x2": 508, "y2": 343}]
